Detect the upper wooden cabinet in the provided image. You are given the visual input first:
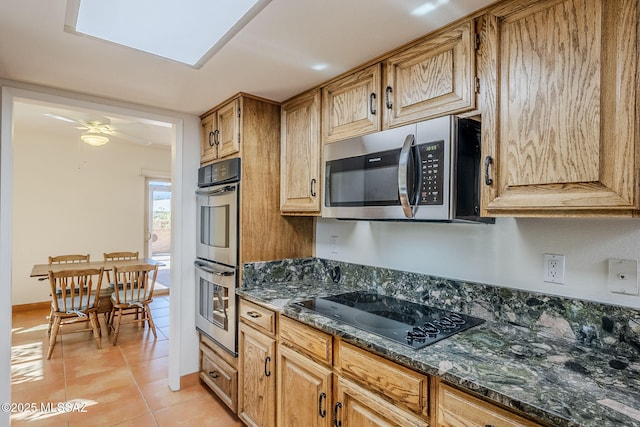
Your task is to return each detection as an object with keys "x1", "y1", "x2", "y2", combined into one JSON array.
[
  {"x1": 322, "y1": 64, "x2": 381, "y2": 144},
  {"x1": 383, "y1": 20, "x2": 476, "y2": 128},
  {"x1": 480, "y1": 0, "x2": 639, "y2": 216},
  {"x1": 280, "y1": 89, "x2": 322, "y2": 214},
  {"x1": 200, "y1": 97, "x2": 241, "y2": 164}
]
